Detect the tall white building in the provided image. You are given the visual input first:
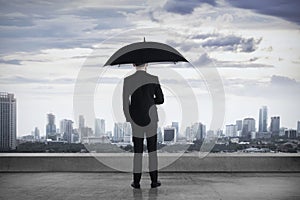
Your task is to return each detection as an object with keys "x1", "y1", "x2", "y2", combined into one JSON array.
[
  {"x1": 225, "y1": 124, "x2": 237, "y2": 137},
  {"x1": 236, "y1": 120, "x2": 243, "y2": 131},
  {"x1": 60, "y1": 119, "x2": 73, "y2": 143},
  {"x1": 79, "y1": 115, "x2": 85, "y2": 129},
  {"x1": 113, "y1": 122, "x2": 132, "y2": 142},
  {"x1": 192, "y1": 122, "x2": 205, "y2": 140},
  {"x1": 171, "y1": 122, "x2": 179, "y2": 138},
  {"x1": 0, "y1": 92, "x2": 17, "y2": 151},
  {"x1": 259, "y1": 106, "x2": 268, "y2": 133},
  {"x1": 185, "y1": 126, "x2": 192, "y2": 142},
  {"x1": 95, "y1": 118, "x2": 105, "y2": 137},
  {"x1": 34, "y1": 127, "x2": 40, "y2": 140}
]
